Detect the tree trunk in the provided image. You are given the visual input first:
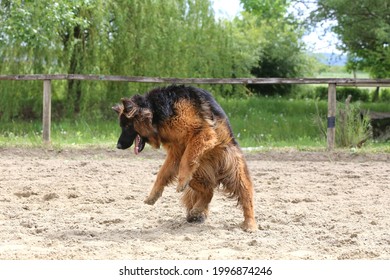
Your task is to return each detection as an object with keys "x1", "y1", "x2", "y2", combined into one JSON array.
[{"x1": 67, "y1": 24, "x2": 83, "y2": 115}]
